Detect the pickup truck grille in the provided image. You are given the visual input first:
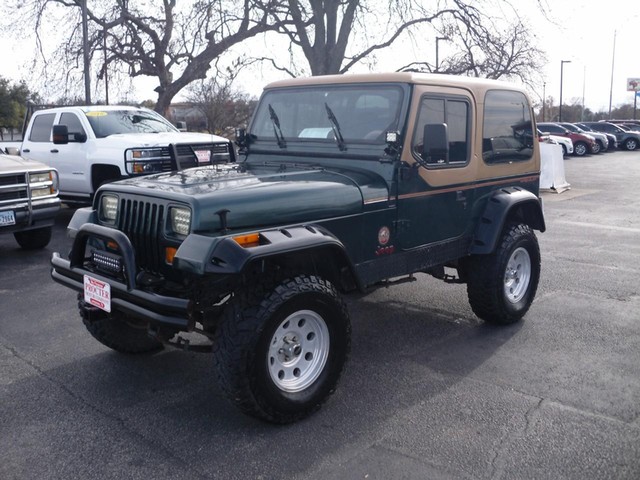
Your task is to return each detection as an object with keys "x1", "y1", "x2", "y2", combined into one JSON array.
[
  {"x1": 0, "y1": 174, "x2": 25, "y2": 186},
  {"x1": 117, "y1": 198, "x2": 166, "y2": 273},
  {"x1": 0, "y1": 173, "x2": 27, "y2": 206}
]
